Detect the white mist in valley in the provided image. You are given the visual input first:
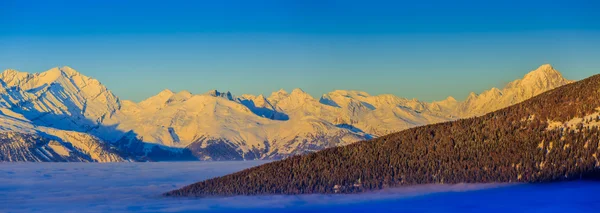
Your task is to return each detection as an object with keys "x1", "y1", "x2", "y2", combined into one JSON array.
[{"x1": 2, "y1": 162, "x2": 598, "y2": 213}]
